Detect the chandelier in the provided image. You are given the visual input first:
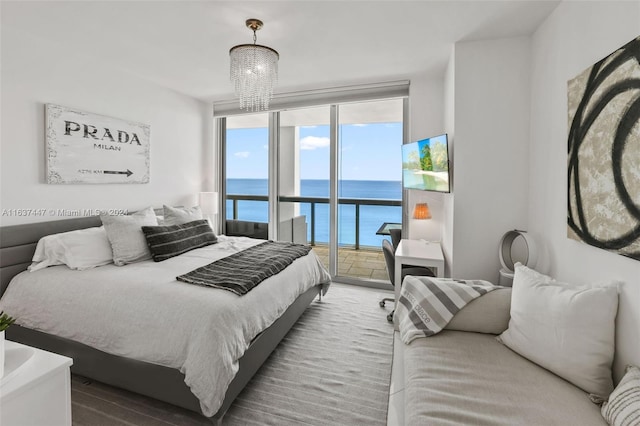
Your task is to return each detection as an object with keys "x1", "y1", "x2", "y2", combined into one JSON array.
[{"x1": 229, "y1": 19, "x2": 279, "y2": 112}]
